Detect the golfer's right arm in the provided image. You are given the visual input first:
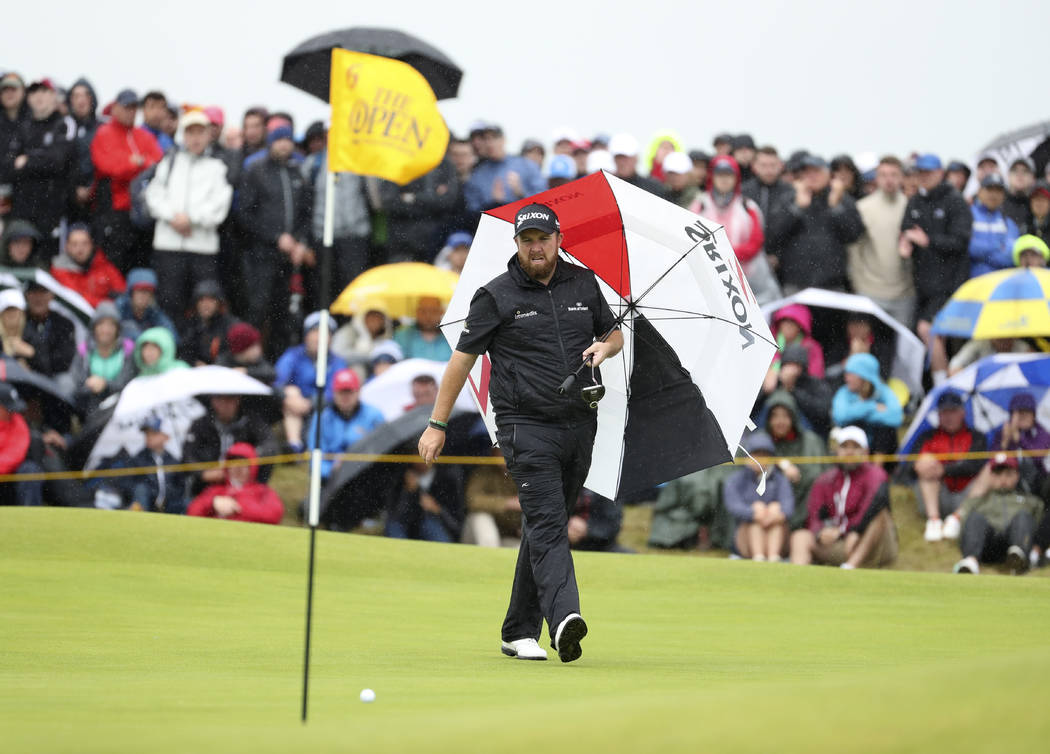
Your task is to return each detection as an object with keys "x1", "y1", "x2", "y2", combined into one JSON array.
[{"x1": 418, "y1": 350, "x2": 478, "y2": 464}]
